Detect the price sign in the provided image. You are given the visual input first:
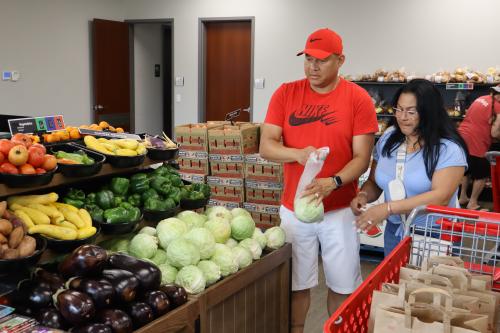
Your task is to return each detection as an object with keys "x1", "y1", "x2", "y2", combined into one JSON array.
[
  {"x1": 225, "y1": 107, "x2": 251, "y2": 122},
  {"x1": 446, "y1": 83, "x2": 474, "y2": 90},
  {"x1": 8, "y1": 115, "x2": 65, "y2": 135},
  {"x1": 78, "y1": 128, "x2": 141, "y2": 140},
  {"x1": 35, "y1": 117, "x2": 47, "y2": 131}
]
